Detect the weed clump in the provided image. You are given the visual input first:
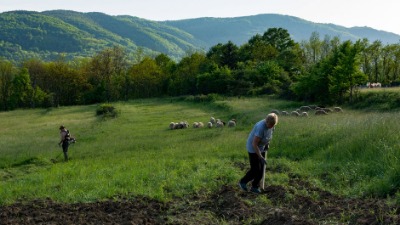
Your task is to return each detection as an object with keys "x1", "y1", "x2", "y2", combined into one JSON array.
[{"x1": 96, "y1": 104, "x2": 118, "y2": 118}]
